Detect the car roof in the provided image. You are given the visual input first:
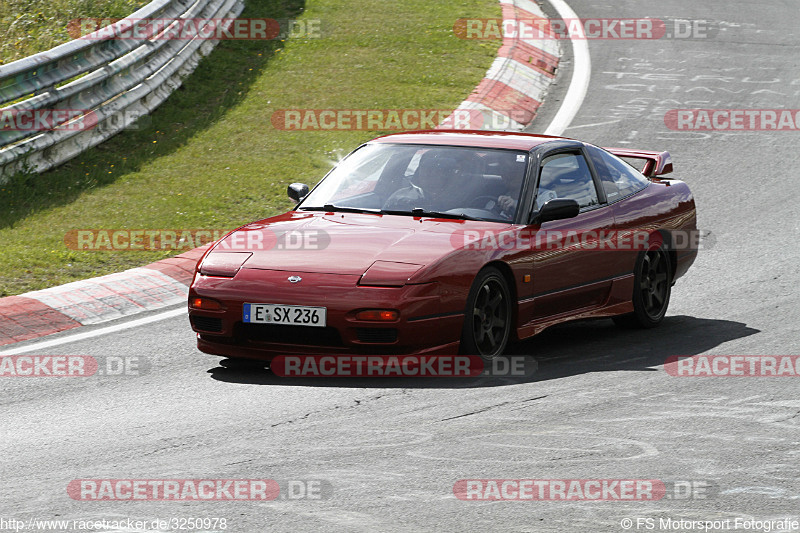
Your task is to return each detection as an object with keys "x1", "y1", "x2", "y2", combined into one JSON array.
[{"x1": 369, "y1": 130, "x2": 571, "y2": 151}]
